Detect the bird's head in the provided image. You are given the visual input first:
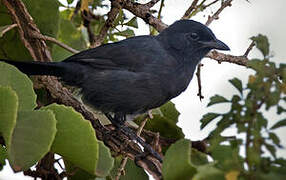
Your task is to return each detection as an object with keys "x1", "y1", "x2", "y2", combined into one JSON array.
[{"x1": 157, "y1": 20, "x2": 230, "y2": 61}]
